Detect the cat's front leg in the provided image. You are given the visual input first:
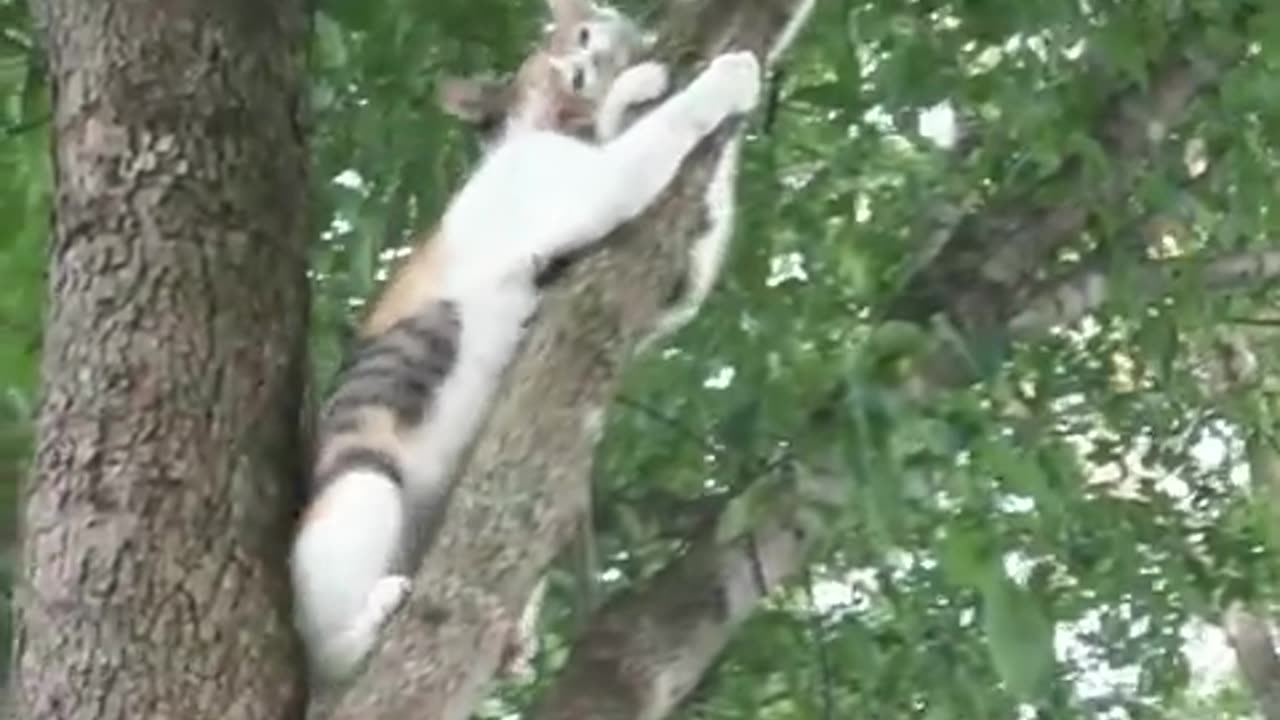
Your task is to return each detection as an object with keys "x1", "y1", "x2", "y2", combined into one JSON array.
[
  {"x1": 567, "y1": 51, "x2": 761, "y2": 246},
  {"x1": 528, "y1": 51, "x2": 760, "y2": 262},
  {"x1": 595, "y1": 61, "x2": 670, "y2": 139}
]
